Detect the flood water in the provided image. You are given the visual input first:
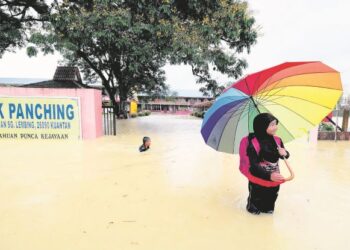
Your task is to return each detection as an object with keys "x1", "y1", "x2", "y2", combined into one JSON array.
[{"x1": 1, "y1": 114, "x2": 350, "y2": 250}]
